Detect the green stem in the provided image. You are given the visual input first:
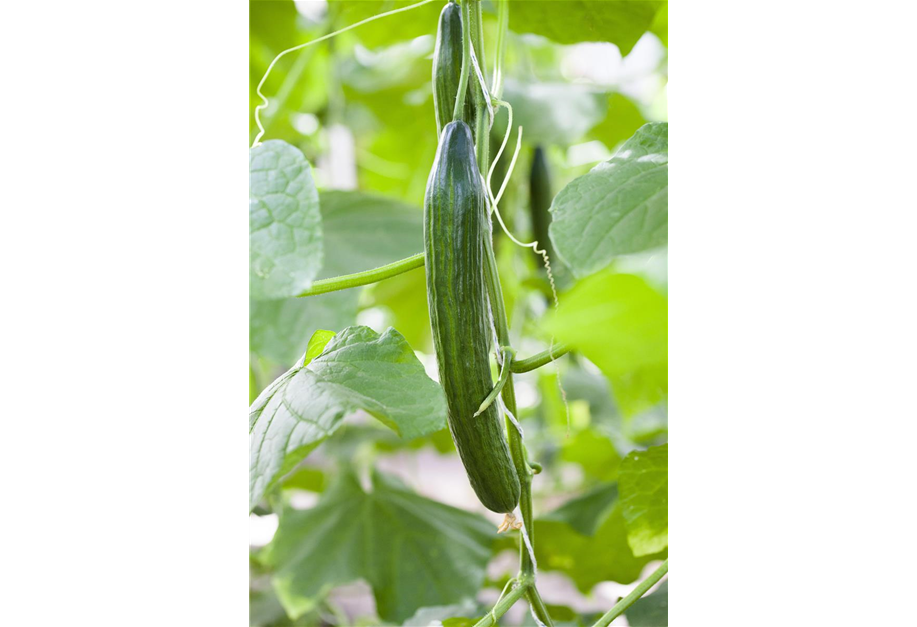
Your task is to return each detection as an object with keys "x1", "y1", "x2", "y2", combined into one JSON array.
[
  {"x1": 468, "y1": 0, "x2": 489, "y2": 170},
  {"x1": 453, "y1": 0, "x2": 472, "y2": 121},
  {"x1": 592, "y1": 560, "x2": 669, "y2": 627},
  {"x1": 296, "y1": 252, "x2": 424, "y2": 297},
  {"x1": 472, "y1": 580, "x2": 531, "y2": 627},
  {"x1": 525, "y1": 585, "x2": 553, "y2": 627},
  {"x1": 511, "y1": 343, "x2": 572, "y2": 373},
  {"x1": 471, "y1": 0, "x2": 547, "y2": 622},
  {"x1": 475, "y1": 347, "x2": 515, "y2": 417}
]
